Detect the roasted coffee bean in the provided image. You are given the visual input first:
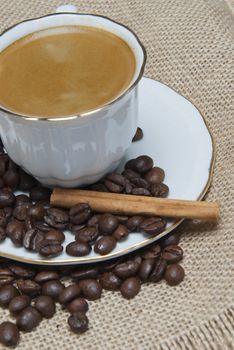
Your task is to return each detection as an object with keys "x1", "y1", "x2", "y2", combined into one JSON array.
[
  {"x1": 70, "y1": 223, "x2": 87, "y2": 233},
  {"x1": 69, "y1": 203, "x2": 91, "y2": 225},
  {"x1": 3, "y1": 169, "x2": 19, "y2": 190},
  {"x1": 15, "y1": 194, "x2": 32, "y2": 206},
  {"x1": 16, "y1": 306, "x2": 42, "y2": 332},
  {"x1": 87, "y1": 214, "x2": 101, "y2": 227},
  {"x1": 122, "y1": 169, "x2": 141, "y2": 181},
  {"x1": 125, "y1": 181, "x2": 134, "y2": 194},
  {"x1": 0, "y1": 285, "x2": 19, "y2": 306},
  {"x1": 8, "y1": 264, "x2": 36, "y2": 279},
  {"x1": 161, "y1": 245, "x2": 183, "y2": 263},
  {"x1": 94, "y1": 236, "x2": 116, "y2": 255},
  {"x1": 29, "y1": 186, "x2": 51, "y2": 202},
  {"x1": 140, "y1": 217, "x2": 166, "y2": 235},
  {"x1": 104, "y1": 173, "x2": 126, "y2": 193},
  {"x1": 34, "y1": 271, "x2": 60, "y2": 284},
  {"x1": 149, "y1": 258, "x2": 167, "y2": 282},
  {"x1": 37, "y1": 239, "x2": 63, "y2": 258},
  {"x1": 13, "y1": 203, "x2": 31, "y2": 221},
  {"x1": 79, "y1": 279, "x2": 102, "y2": 300},
  {"x1": 31, "y1": 230, "x2": 45, "y2": 251},
  {"x1": 138, "y1": 259, "x2": 155, "y2": 282},
  {"x1": 19, "y1": 170, "x2": 37, "y2": 191},
  {"x1": 0, "y1": 321, "x2": 20, "y2": 347},
  {"x1": 0, "y1": 178, "x2": 4, "y2": 188},
  {"x1": 34, "y1": 222, "x2": 51, "y2": 233},
  {"x1": 68, "y1": 312, "x2": 89, "y2": 334},
  {"x1": 126, "y1": 155, "x2": 153, "y2": 174},
  {"x1": 28, "y1": 205, "x2": 45, "y2": 221},
  {"x1": 9, "y1": 295, "x2": 31, "y2": 315},
  {"x1": 150, "y1": 183, "x2": 169, "y2": 197},
  {"x1": 115, "y1": 215, "x2": 129, "y2": 224},
  {"x1": 75, "y1": 226, "x2": 99, "y2": 243},
  {"x1": 0, "y1": 227, "x2": 6, "y2": 242},
  {"x1": 144, "y1": 167, "x2": 165, "y2": 184},
  {"x1": 34, "y1": 296, "x2": 55, "y2": 318},
  {"x1": 45, "y1": 229, "x2": 65, "y2": 243},
  {"x1": 131, "y1": 177, "x2": 150, "y2": 189},
  {"x1": 165, "y1": 264, "x2": 185, "y2": 286},
  {"x1": 90, "y1": 183, "x2": 108, "y2": 192},
  {"x1": 132, "y1": 127, "x2": 143, "y2": 142},
  {"x1": 98, "y1": 214, "x2": 119, "y2": 235},
  {"x1": 99, "y1": 272, "x2": 122, "y2": 291},
  {"x1": 141, "y1": 244, "x2": 161, "y2": 259},
  {"x1": 23, "y1": 228, "x2": 39, "y2": 251},
  {"x1": 67, "y1": 298, "x2": 89, "y2": 314},
  {"x1": 0, "y1": 207, "x2": 12, "y2": 228},
  {"x1": 126, "y1": 216, "x2": 144, "y2": 231},
  {"x1": 16, "y1": 280, "x2": 41, "y2": 296},
  {"x1": 0, "y1": 154, "x2": 9, "y2": 176},
  {"x1": 0, "y1": 268, "x2": 14, "y2": 286},
  {"x1": 133, "y1": 254, "x2": 142, "y2": 267},
  {"x1": 131, "y1": 188, "x2": 151, "y2": 196},
  {"x1": 120, "y1": 277, "x2": 141, "y2": 299},
  {"x1": 41, "y1": 280, "x2": 64, "y2": 300},
  {"x1": 0, "y1": 189, "x2": 15, "y2": 208},
  {"x1": 160, "y1": 233, "x2": 180, "y2": 248},
  {"x1": 59, "y1": 284, "x2": 81, "y2": 304},
  {"x1": 66, "y1": 241, "x2": 91, "y2": 257},
  {"x1": 6, "y1": 219, "x2": 26, "y2": 246},
  {"x1": 112, "y1": 224, "x2": 129, "y2": 241},
  {"x1": 44, "y1": 208, "x2": 69, "y2": 230},
  {"x1": 114, "y1": 260, "x2": 139, "y2": 279},
  {"x1": 71, "y1": 267, "x2": 99, "y2": 281}
]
